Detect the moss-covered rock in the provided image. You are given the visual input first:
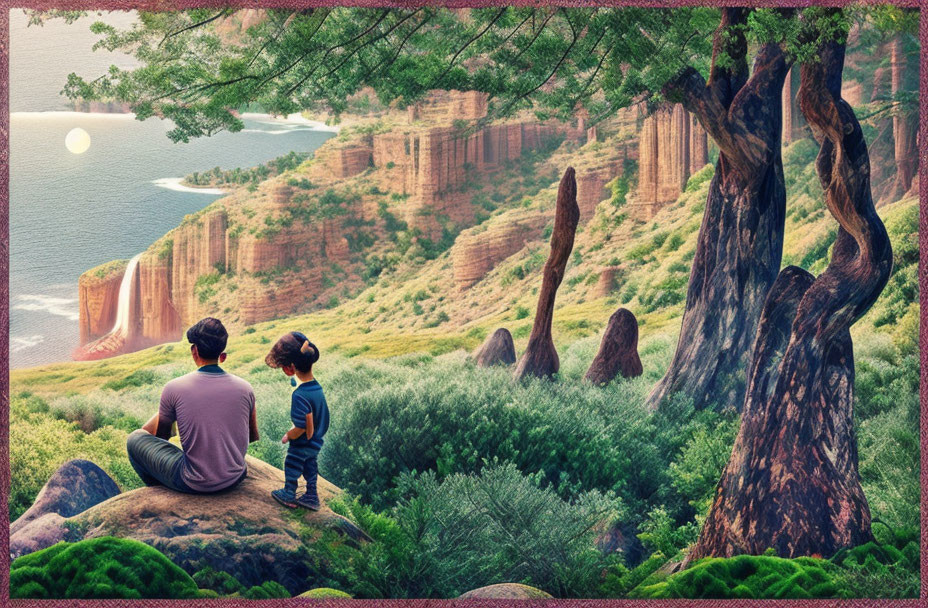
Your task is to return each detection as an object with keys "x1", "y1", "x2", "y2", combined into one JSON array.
[
  {"x1": 14, "y1": 456, "x2": 368, "y2": 596},
  {"x1": 458, "y1": 583, "x2": 553, "y2": 599},
  {"x1": 299, "y1": 587, "x2": 354, "y2": 598},
  {"x1": 10, "y1": 537, "x2": 200, "y2": 599},
  {"x1": 630, "y1": 554, "x2": 839, "y2": 599}
]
